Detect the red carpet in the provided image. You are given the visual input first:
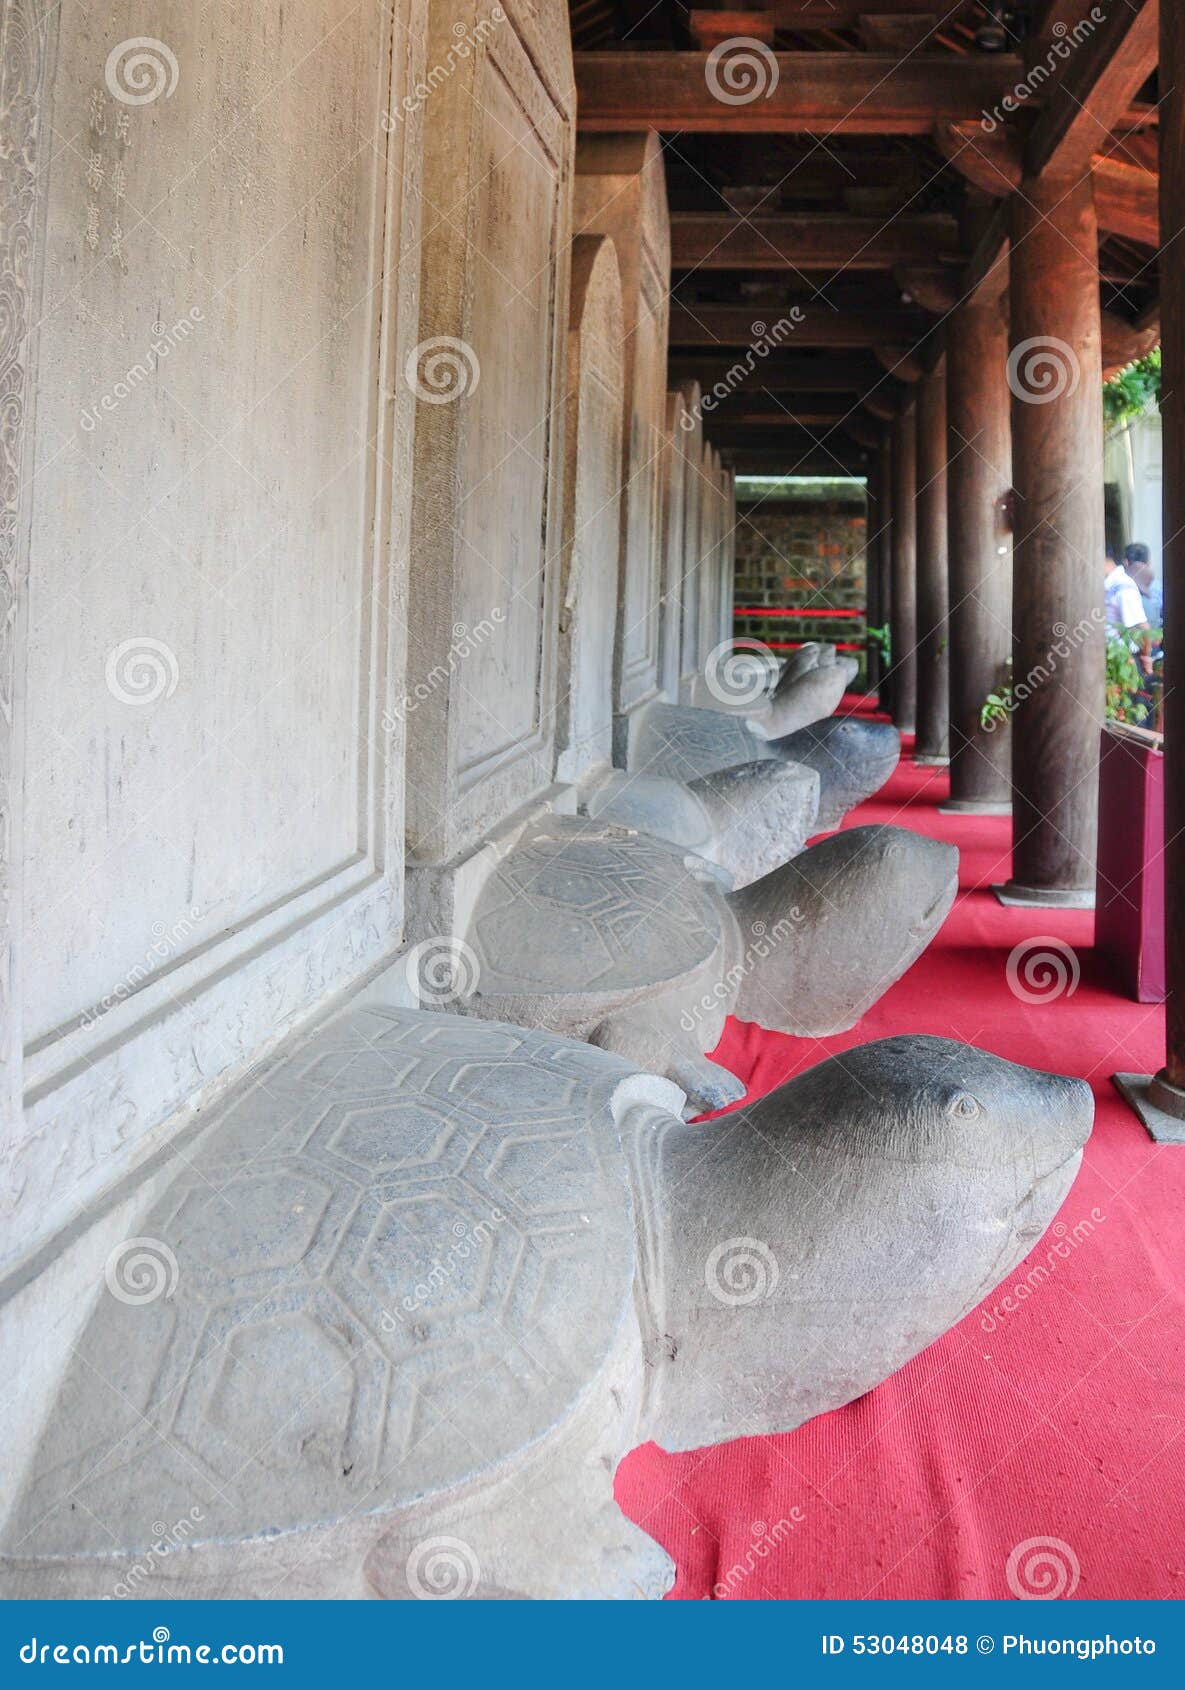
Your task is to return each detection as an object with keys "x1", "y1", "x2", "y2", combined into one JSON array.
[{"x1": 617, "y1": 702, "x2": 1185, "y2": 1600}]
